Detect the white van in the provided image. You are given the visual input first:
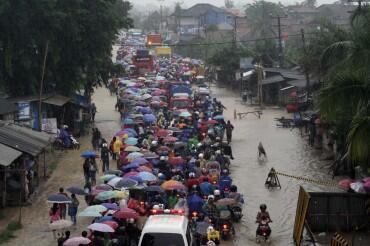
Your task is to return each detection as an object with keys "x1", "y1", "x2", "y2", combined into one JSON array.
[{"x1": 138, "y1": 214, "x2": 193, "y2": 246}]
